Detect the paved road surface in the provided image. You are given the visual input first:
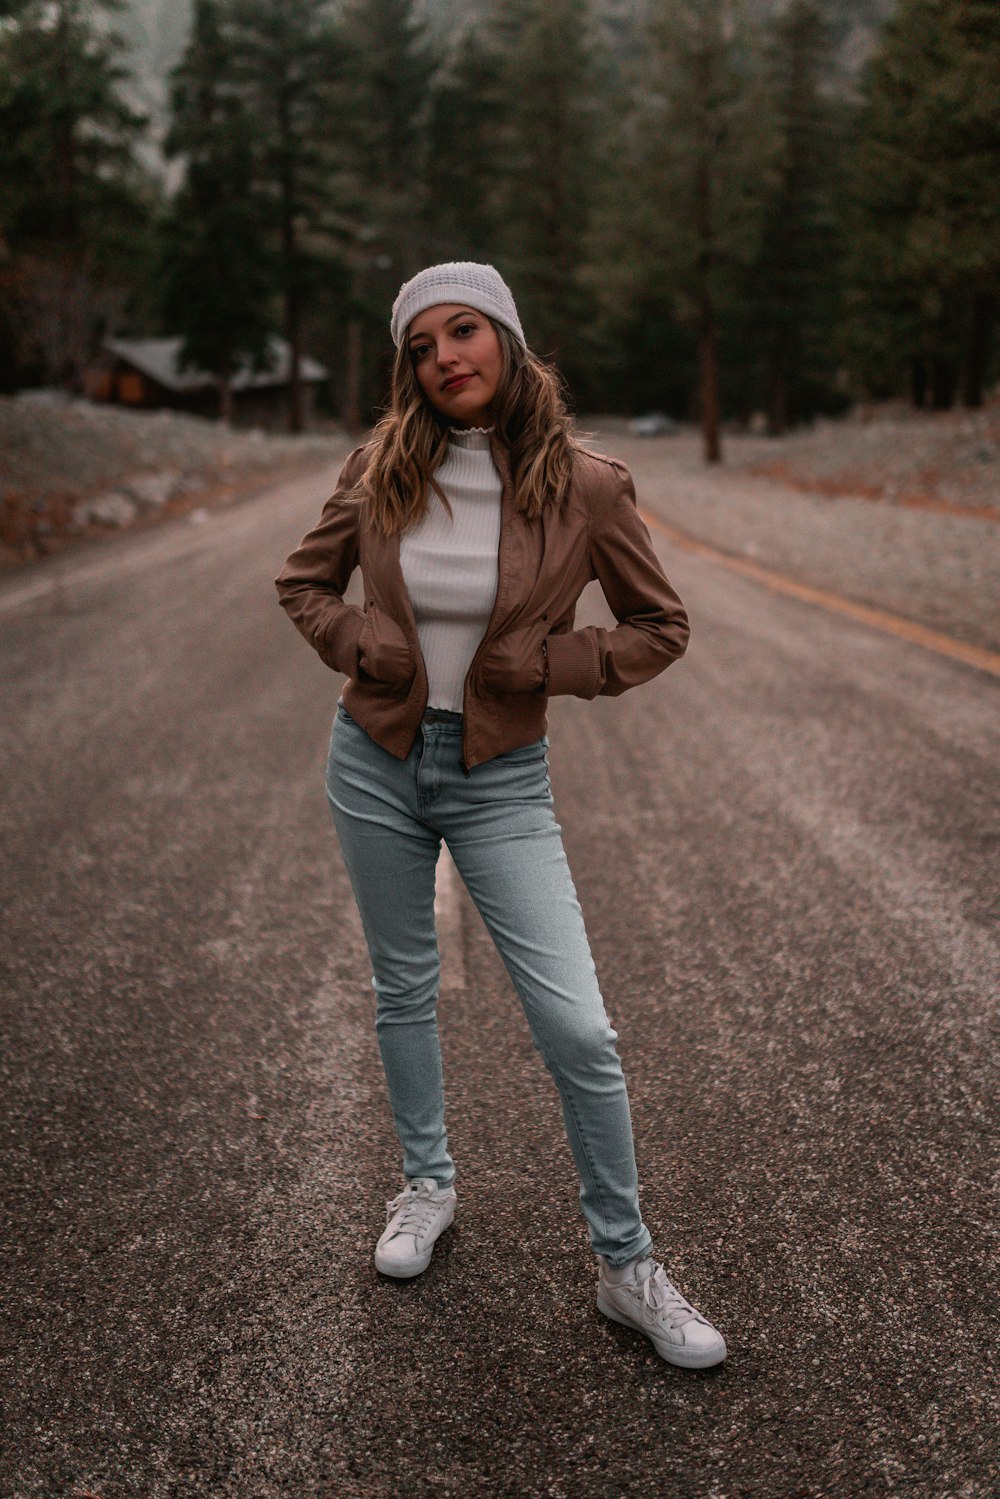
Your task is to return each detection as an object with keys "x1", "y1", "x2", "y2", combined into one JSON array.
[{"x1": 2, "y1": 455, "x2": 997, "y2": 1498}]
